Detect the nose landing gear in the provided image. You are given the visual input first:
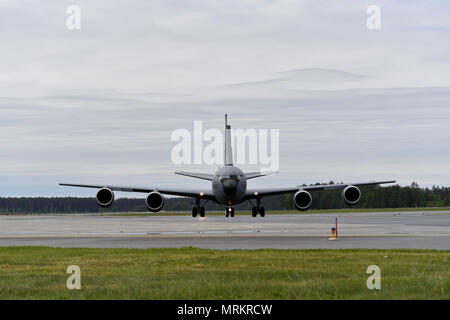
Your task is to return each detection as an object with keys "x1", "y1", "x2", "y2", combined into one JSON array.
[{"x1": 225, "y1": 207, "x2": 235, "y2": 217}]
